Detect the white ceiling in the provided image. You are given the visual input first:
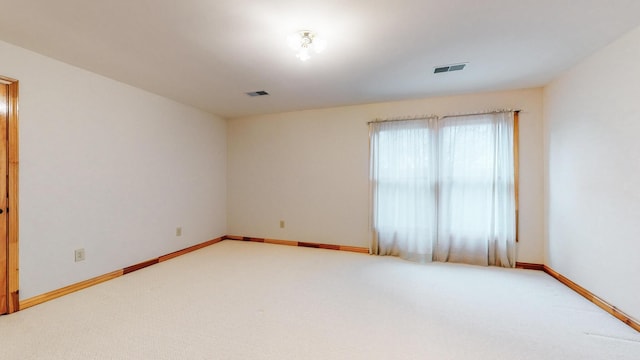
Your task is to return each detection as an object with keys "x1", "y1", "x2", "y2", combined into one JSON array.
[{"x1": 1, "y1": 0, "x2": 639, "y2": 118}]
